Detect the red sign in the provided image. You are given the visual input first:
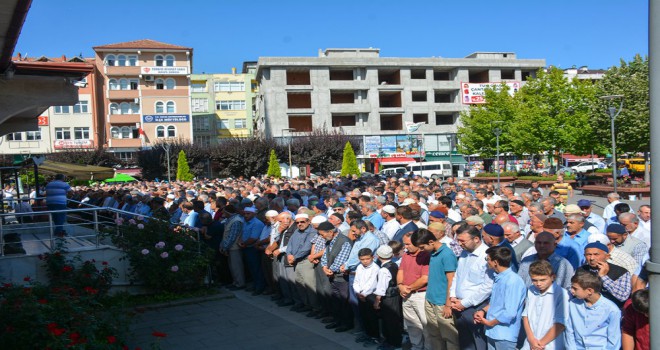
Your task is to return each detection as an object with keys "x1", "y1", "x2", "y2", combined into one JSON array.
[
  {"x1": 53, "y1": 139, "x2": 93, "y2": 149},
  {"x1": 37, "y1": 116, "x2": 48, "y2": 126}
]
